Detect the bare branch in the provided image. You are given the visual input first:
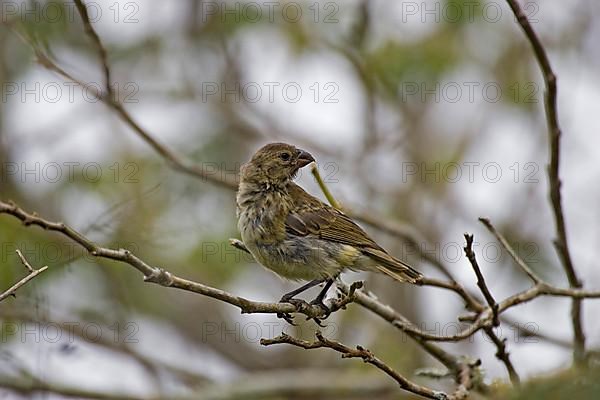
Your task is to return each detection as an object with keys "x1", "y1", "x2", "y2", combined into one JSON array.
[
  {"x1": 0, "y1": 199, "x2": 488, "y2": 396},
  {"x1": 462, "y1": 235, "x2": 520, "y2": 385},
  {"x1": 463, "y1": 234, "x2": 499, "y2": 326},
  {"x1": 504, "y1": 0, "x2": 584, "y2": 365},
  {"x1": 5, "y1": 198, "x2": 599, "y2": 394},
  {"x1": 484, "y1": 328, "x2": 520, "y2": 386},
  {"x1": 261, "y1": 331, "x2": 448, "y2": 400},
  {"x1": 0, "y1": 250, "x2": 48, "y2": 302},
  {"x1": 73, "y1": 0, "x2": 111, "y2": 96},
  {"x1": 479, "y1": 218, "x2": 542, "y2": 284},
  {"x1": 0, "y1": 200, "x2": 327, "y2": 321},
  {"x1": 348, "y1": 273, "x2": 600, "y2": 346}
]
